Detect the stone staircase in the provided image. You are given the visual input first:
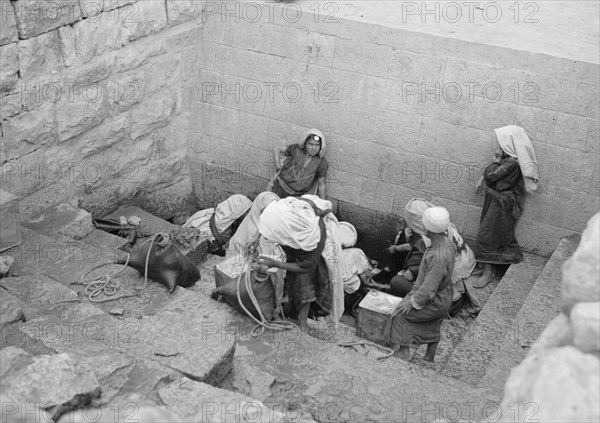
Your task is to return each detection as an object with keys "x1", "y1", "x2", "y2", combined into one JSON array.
[
  {"x1": 0, "y1": 203, "x2": 579, "y2": 422},
  {"x1": 1, "y1": 204, "x2": 311, "y2": 422}
]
